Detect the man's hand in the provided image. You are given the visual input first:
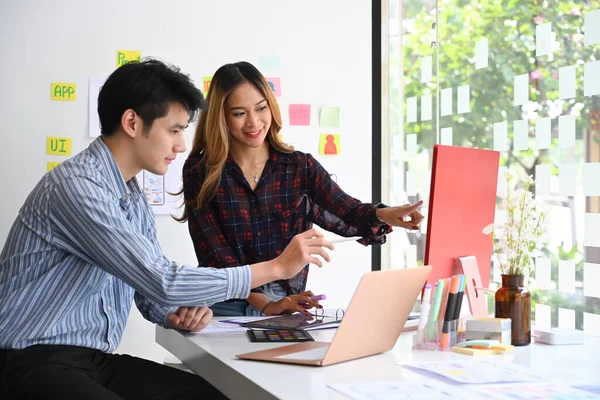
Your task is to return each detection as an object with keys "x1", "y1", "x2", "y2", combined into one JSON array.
[
  {"x1": 167, "y1": 306, "x2": 213, "y2": 332},
  {"x1": 273, "y1": 228, "x2": 334, "y2": 280},
  {"x1": 375, "y1": 201, "x2": 424, "y2": 230},
  {"x1": 264, "y1": 291, "x2": 323, "y2": 317}
]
